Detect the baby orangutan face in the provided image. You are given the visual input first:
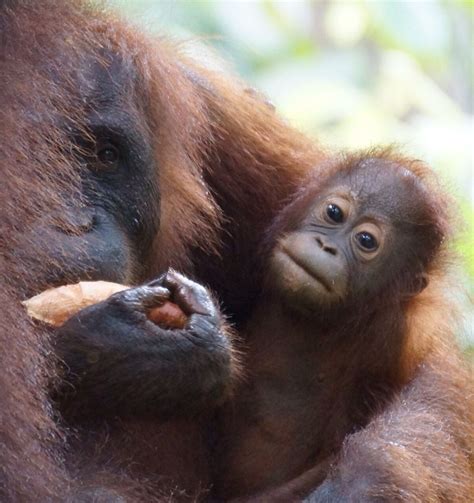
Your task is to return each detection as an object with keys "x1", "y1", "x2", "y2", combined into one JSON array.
[{"x1": 268, "y1": 161, "x2": 437, "y2": 317}]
